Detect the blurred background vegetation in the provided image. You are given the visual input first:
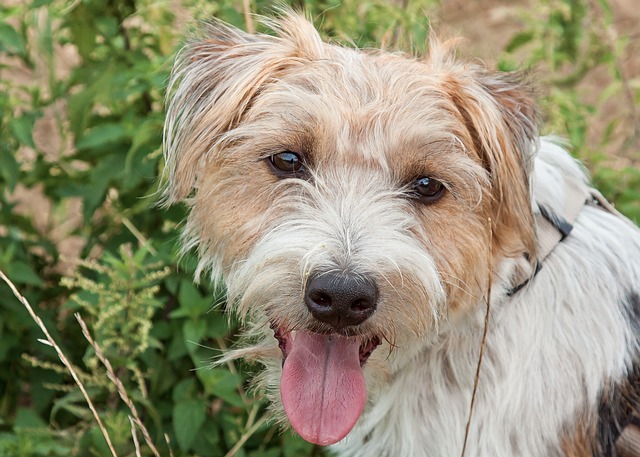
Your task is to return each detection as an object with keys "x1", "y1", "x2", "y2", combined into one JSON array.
[{"x1": 0, "y1": 0, "x2": 638, "y2": 455}]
